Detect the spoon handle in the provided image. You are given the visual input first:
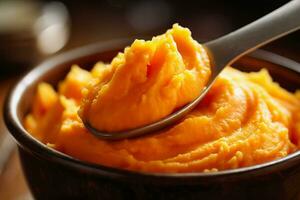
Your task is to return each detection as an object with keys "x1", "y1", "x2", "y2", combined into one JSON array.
[{"x1": 205, "y1": 0, "x2": 300, "y2": 73}]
